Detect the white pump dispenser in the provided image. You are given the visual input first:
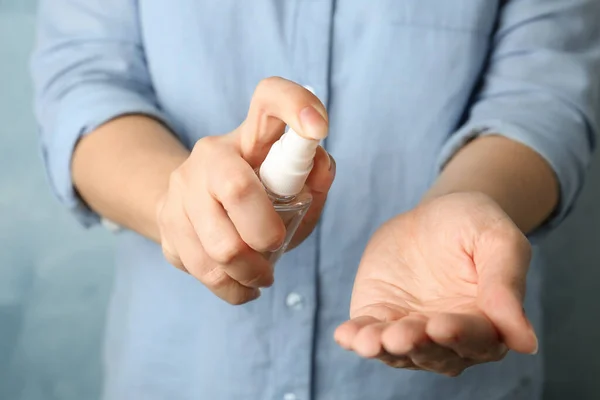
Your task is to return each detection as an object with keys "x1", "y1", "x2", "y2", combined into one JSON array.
[
  {"x1": 258, "y1": 85, "x2": 323, "y2": 266},
  {"x1": 259, "y1": 125, "x2": 320, "y2": 197}
]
